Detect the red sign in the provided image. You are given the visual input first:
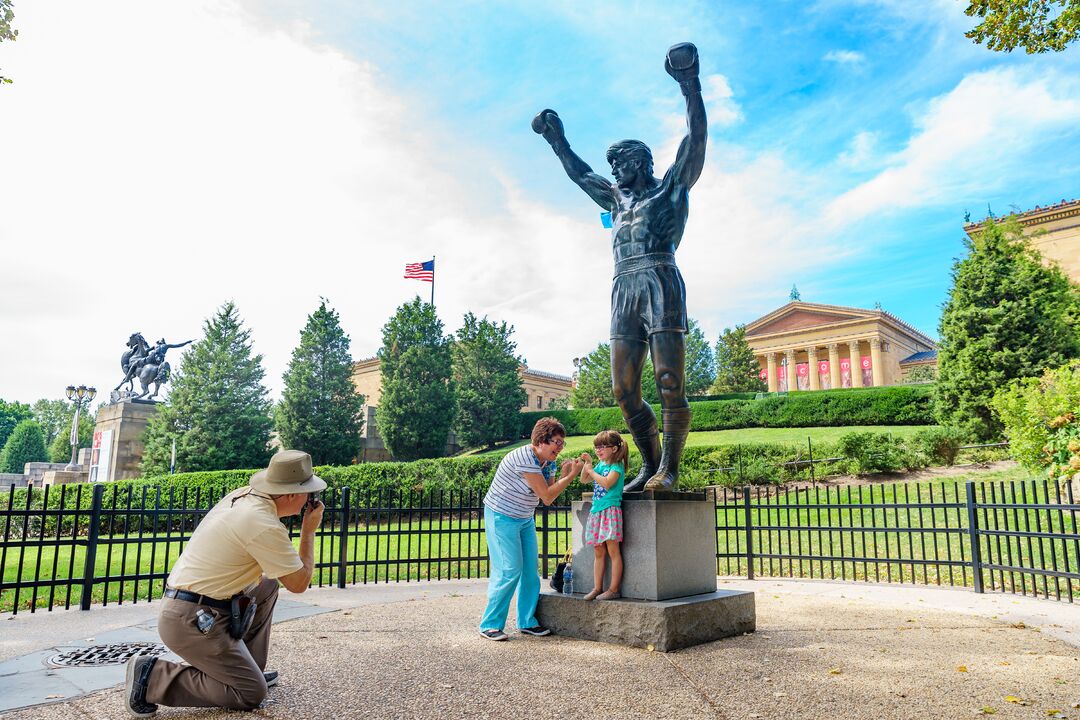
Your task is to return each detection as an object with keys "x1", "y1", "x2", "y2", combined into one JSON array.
[
  {"x1": 796, "y1": 363, "x2": 809, "y2": 377},
  {"x1": 759, "y1": 368, "x2": 768, "y2": 380},
  {"x1": 818, "y1": 360, "x2": 830, "y2": 375},
  {"x1": 861, "y1": 356, "x2": 872, "y2": 370},
  {"x1": 840, "y1": 359, "x2": 851, "y2": 372},
  {"x1": 93, "y1": 431, "x2": 102, "y2": 449}
]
